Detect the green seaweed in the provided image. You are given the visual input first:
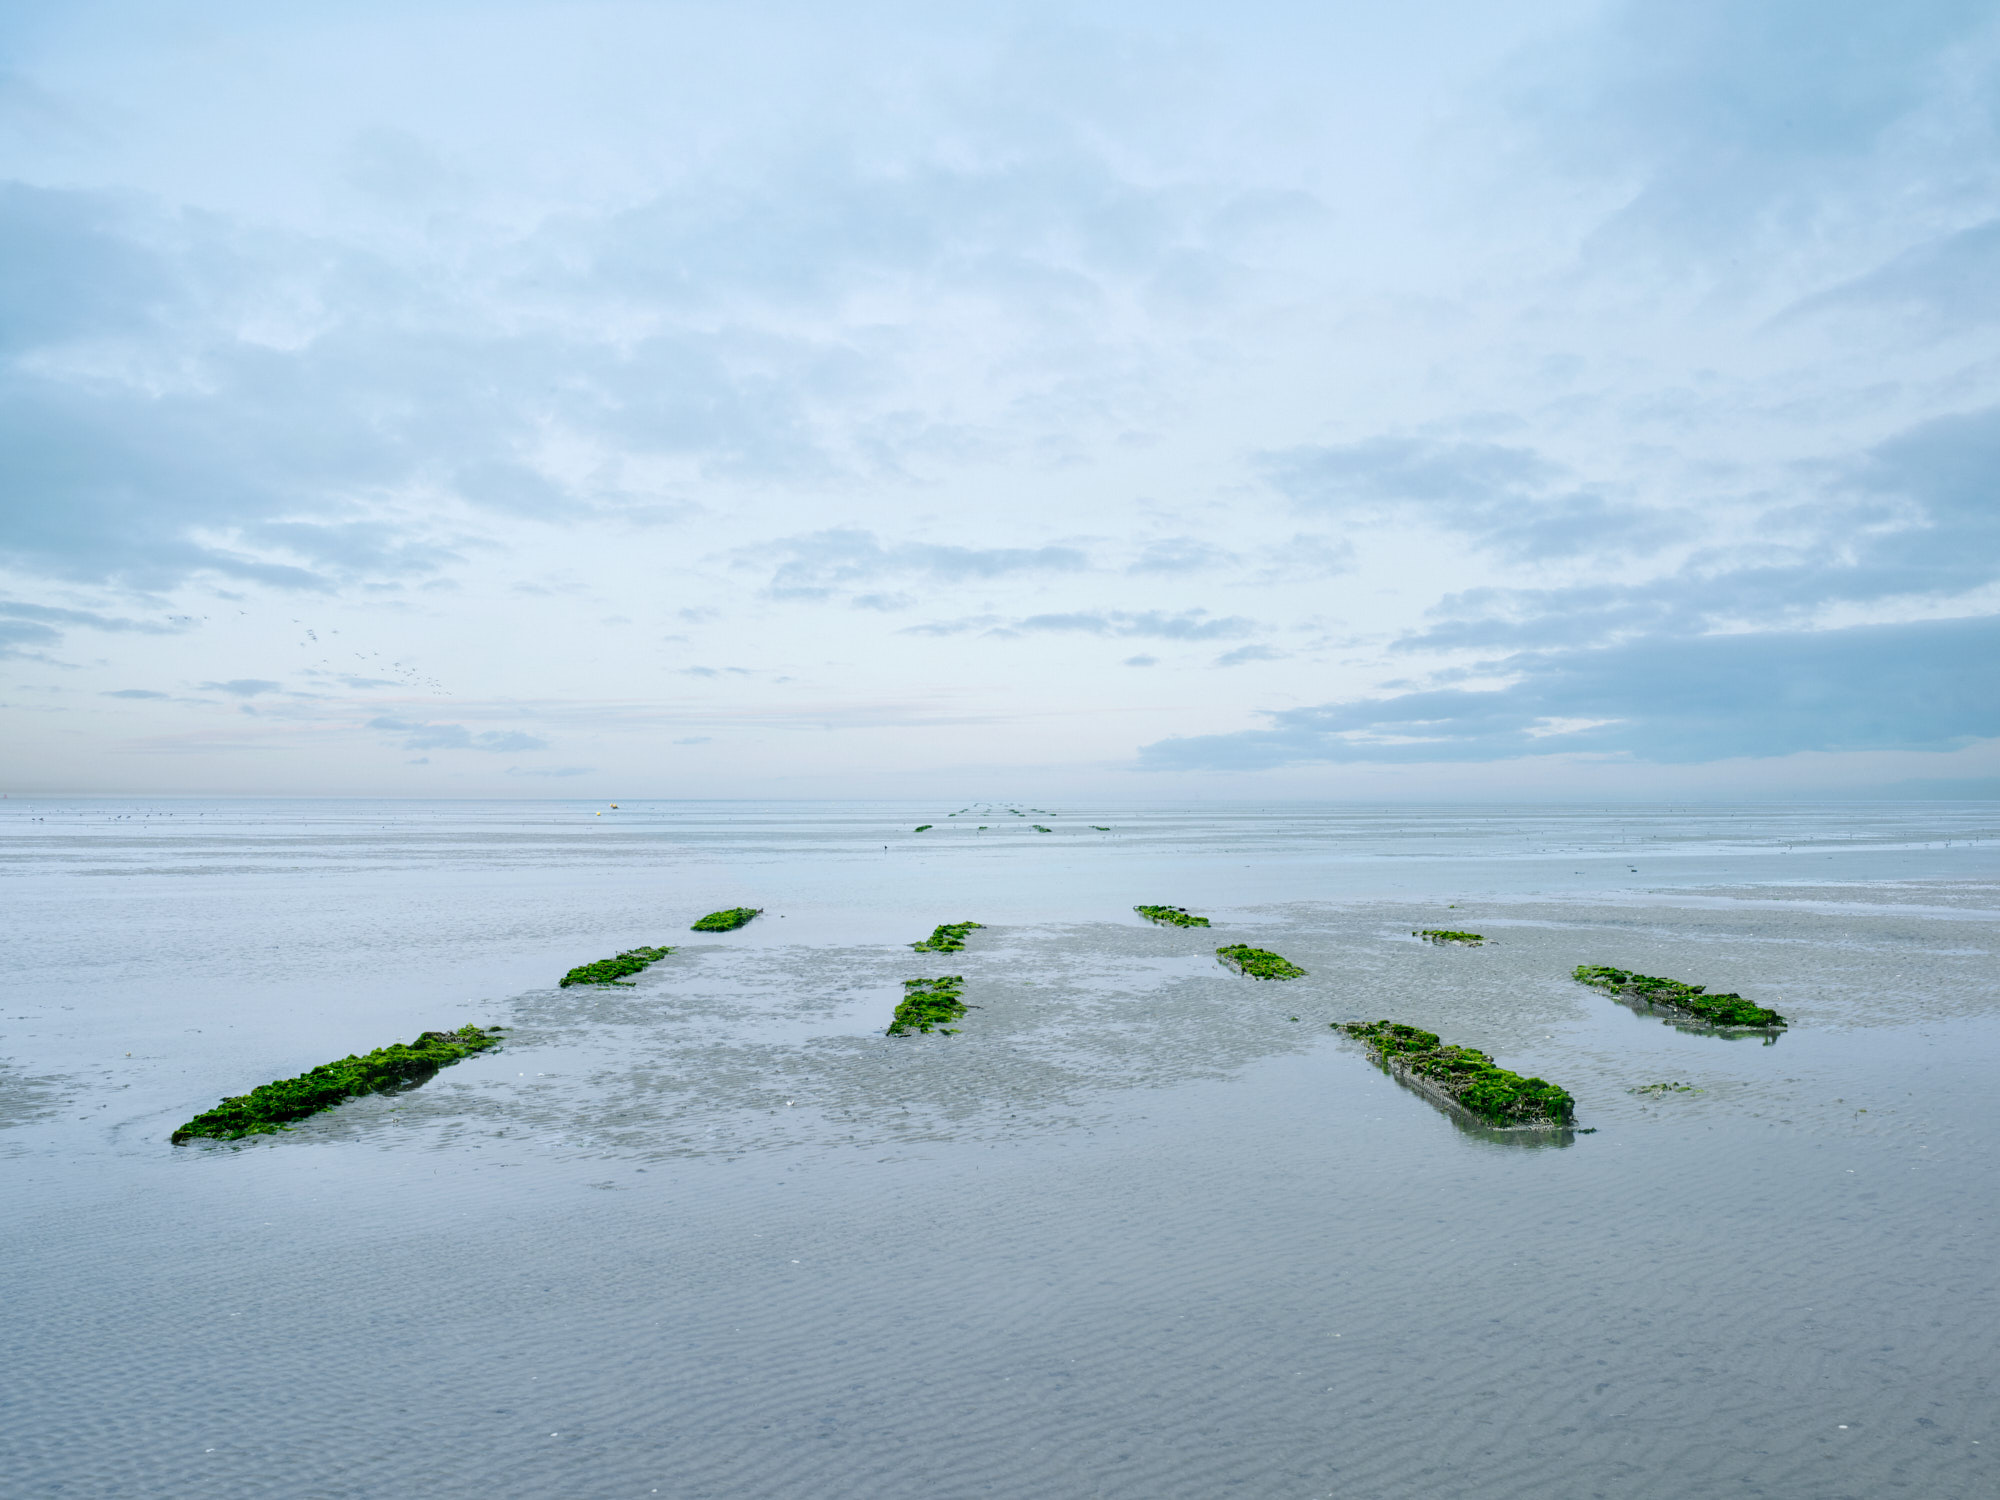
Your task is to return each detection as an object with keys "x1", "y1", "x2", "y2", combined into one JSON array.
[
  {"x1": 1415, "y1": 929, "x2": 1484, "y2": 945},
  {"x1": 1092, "y1": 825, "x2": 1110, "y2": 831},
  {"x1": 690, "y1": 908, "x2": 761, "y2": 932},
  {"x1": 1216, "y1": 944, "x2": 1306, "y2": 980},
  {"x1": 560, "y1": 945, "x2": 675, "y2": 986},
  {"x1": 1573, "y1": 965, "x2": 1786, "y2": 1028},
  {"x1": 171, "y1": 1025, "x2": 505, "y2": 1143},
  {"x1": 1032, "y1": 824, "x2": 1051, "y2": 832},
  {"x1": 1135, "y1": 904, "x2": 1211, "y2": 928},
  {"x1": 1339, "y1": 1020, "x2": 1575, "y2": 1127},
  {"x1": 1632, "y1": 1081, "x2": 1703, "y2": 1096},
  {"x1": 888, "y1": 976, "x2": 969, "y2": 1035},
  {"x1": 913, "y1": 824, "x2": 933, "y2": 832},
  {"x1": 912, "y1": 920, "x2": 983, "y2": 952}
]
